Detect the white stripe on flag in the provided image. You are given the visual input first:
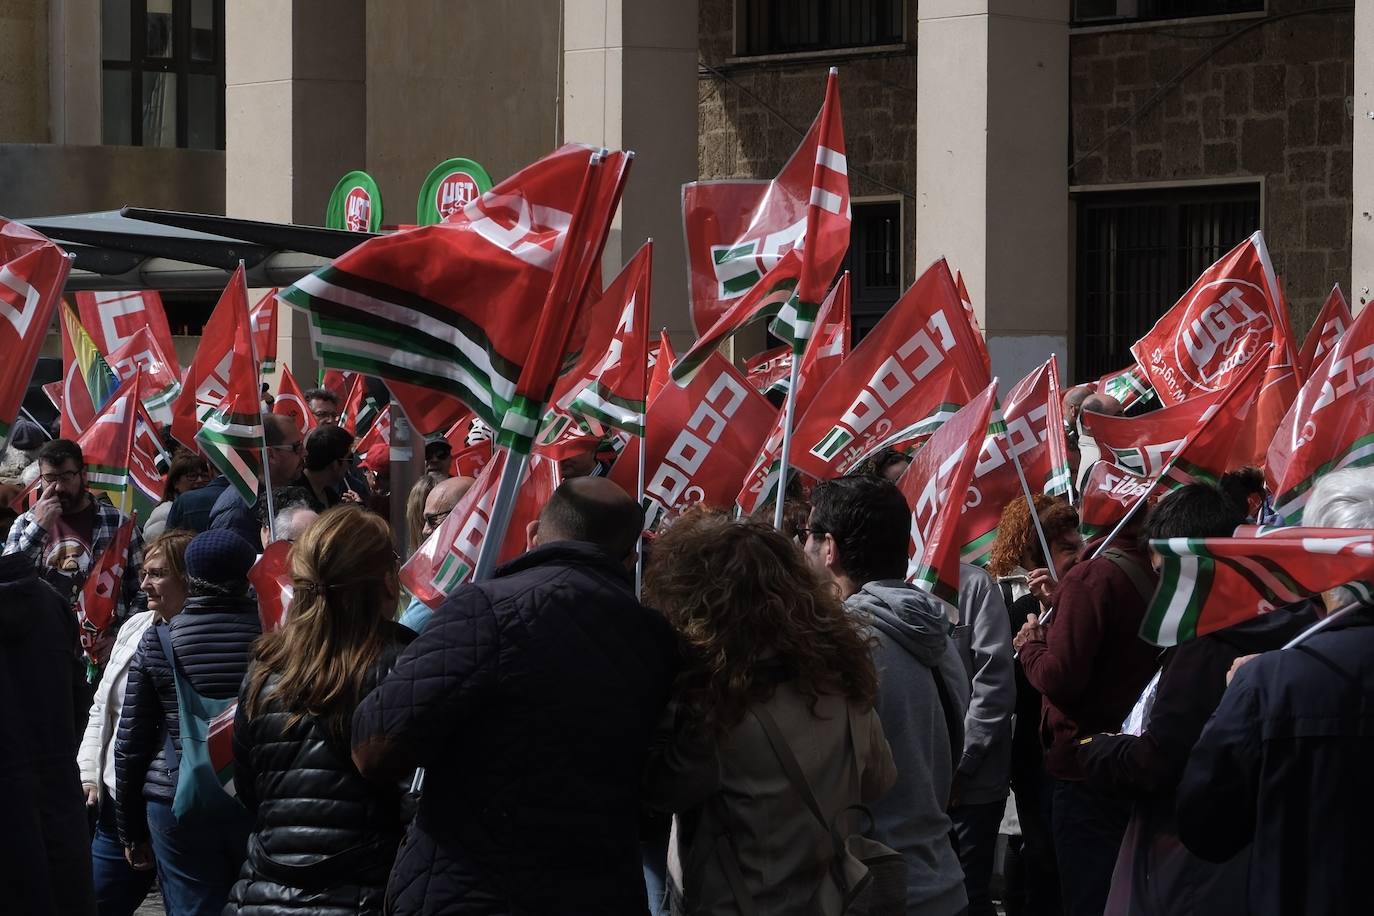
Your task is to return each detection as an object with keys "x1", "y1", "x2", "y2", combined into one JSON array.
[
  {"x1": 317, "y1": 332, "x2": 499, "y2": 414},
  {"x1": 1157, "y1": 554, "x2": 1199, "y2": 644},
  {"x1": 809, "y1": 187, "x2": 843, "y2": 215},
  {"x1": 501, "y1": 411, "x2": 539, "y2": 438},
  {"x1": 815, "y1": 146, "x2": 848, "y2": 175}
]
